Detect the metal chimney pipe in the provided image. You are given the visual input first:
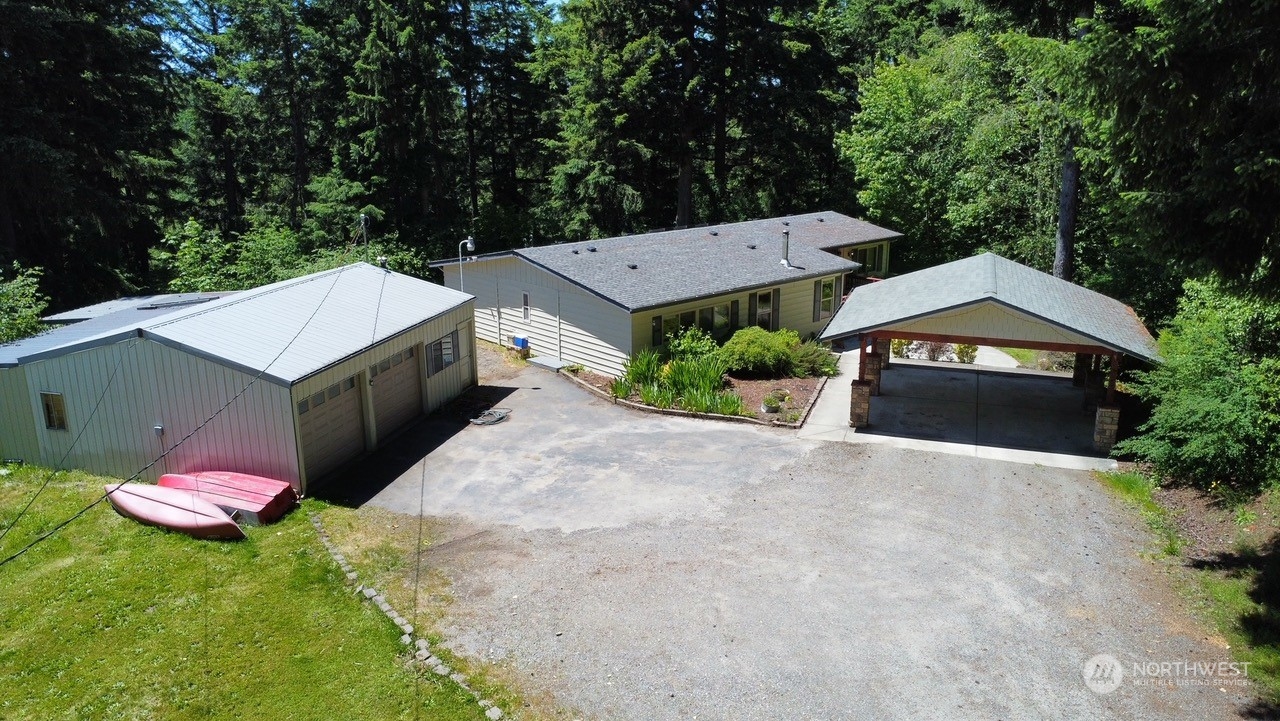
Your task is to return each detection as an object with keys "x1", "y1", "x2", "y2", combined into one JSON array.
[{"x1": 780, "y1": 228, "x2": 792, "y2": 267}]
